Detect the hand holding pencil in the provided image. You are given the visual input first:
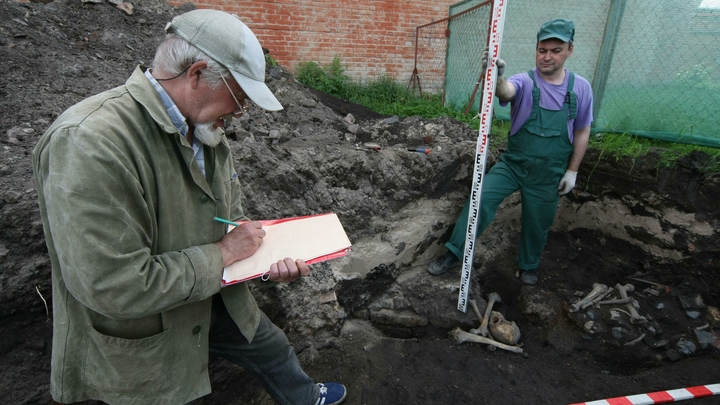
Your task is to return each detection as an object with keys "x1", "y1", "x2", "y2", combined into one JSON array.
[
  {"x1": 214, "y1": 217, "x2": 310, "y2": 283},
  {"x1": 215, "y1": 219, "x2": 266, "y2": 267}
]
